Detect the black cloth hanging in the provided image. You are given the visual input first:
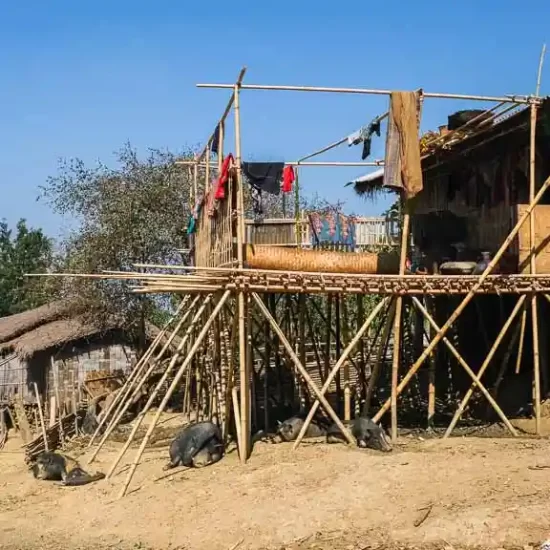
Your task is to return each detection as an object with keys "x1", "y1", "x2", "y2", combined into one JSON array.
[
  {"x1": 211, "y1": 124, "x2": 220, "y2": 154},
  {"x1": 241, "y1": 162, "x2": 284, "y2": 195}
]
